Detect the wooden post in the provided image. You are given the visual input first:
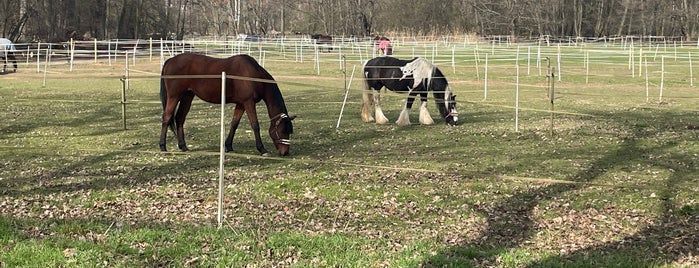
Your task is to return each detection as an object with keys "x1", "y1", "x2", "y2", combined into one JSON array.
[
  {"x1": 515, "y1": 63, "x2": 520, "y2": 132},
  {"x1": 36, "y1": 42, "x2": 41, "y2": 73},
  {"x1": 660, "y1": 56, "x2": 665, "y2": 103},
  {"x1": 527, "y1": 46, "x2": 531, "y2": 76},
  {"x1": 483, "y1": 54, "x2": 488, "y2": 101},
  {"x1": 546, "y1": 57, "x2": 551, "y2": 99},
  {"x1": 638, "y1": 47, "x2": 643, "y2": 78},
  {"x1": 690, "y1": 52, "x2": 694, "y2": 87},
  {"x1": 120, "y1": 76, "x2": 127, "y2": 130},
  {"x1": 149, "y1": 38, "x2": 153, "y2": 62},
  {"x1": 69, "y1": 38, "x2": 74, "y2": 72},
  {"x1": 550, "y1": 67, "x2": 556, "y2": 137},
  {"x1": 645, "y1": 58, "x2": 649, "y2": 103},
  {"x1": 537, "y1": 44, "x2": 542, "y2": 76},
  {"x1": 557, "y1": 44, "x2": 561, "y2": 81},
  {"x1": 473, "y1": 48, "x2": 480, "y2": 80},
  {"x1": 585, "y1": 51, "x2": 590, "y2": 84},
  {"x1": 94, "y1": 38, "x2": 98, "y2": 63}
]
